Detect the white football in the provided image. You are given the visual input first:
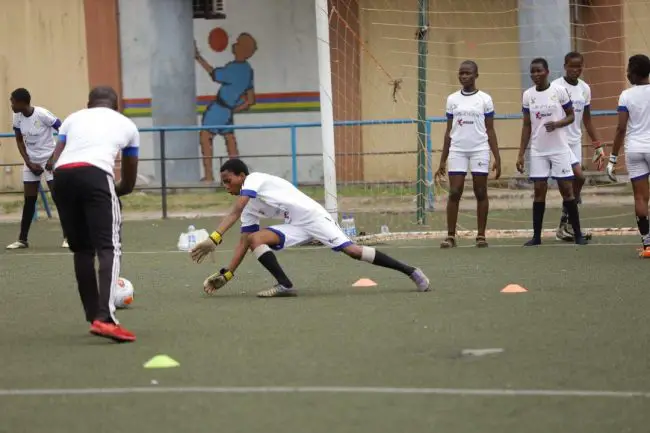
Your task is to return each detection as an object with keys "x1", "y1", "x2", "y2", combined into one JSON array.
[{"x1": 115, "y1": 277, "x2": 134, "y2": 309}]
